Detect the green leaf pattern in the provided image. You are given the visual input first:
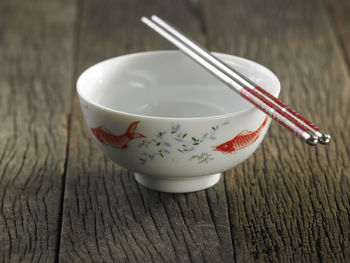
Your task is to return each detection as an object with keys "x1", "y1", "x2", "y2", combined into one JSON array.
[{"x1": 138, "y1": 121, "x2": 229, "y2": 165}]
